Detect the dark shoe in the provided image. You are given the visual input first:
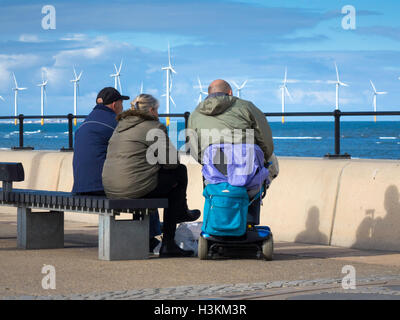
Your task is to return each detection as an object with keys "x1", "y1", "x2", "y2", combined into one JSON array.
[
  {"x1": 176, "y1": 209, "x2": 201, "y2": 224},
  {"x1": 159, "y1": 241, "x2": 194, "y2": 258},
  {"x1": 149, "y1": 237, "x2": 160, "y2": 253}
]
